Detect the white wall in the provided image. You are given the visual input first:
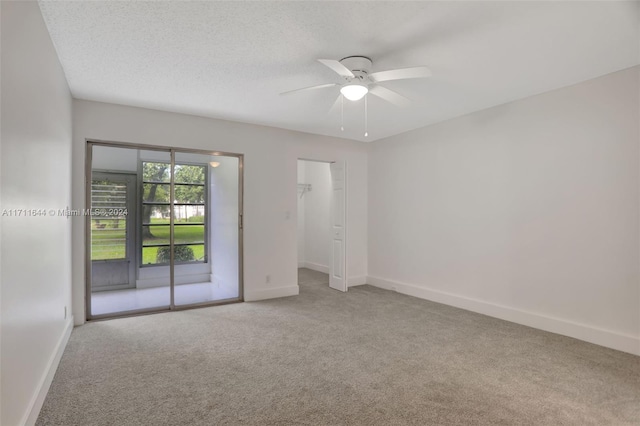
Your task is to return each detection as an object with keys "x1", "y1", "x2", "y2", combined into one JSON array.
[
  {"x1": 72, "y1": 100, "x2": 368, "y2": 324},
  {"x1": 0, "y1": 2, "x2": 74, "y2": 425},
  {"x1": 368, "y1": 66, "x2": 640, "y2": 355},
  {"x1": 297, "y1": 160, "x2": 331, "y2": 272}
]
